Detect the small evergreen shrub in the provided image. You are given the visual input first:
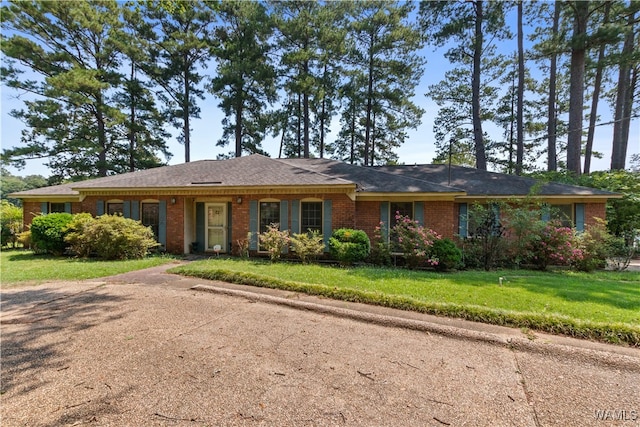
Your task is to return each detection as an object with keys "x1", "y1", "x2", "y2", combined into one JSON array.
[
  {"x1": 30, "y1": 213, "x2": 73, "y2": 255},
  {"x1": 258, "y1": 223, "x2": 289, "y2": 262},
  {"x1": 290, "y1": 230, "x2": 325, "y2": 264},
  {"x1": 65, "y1": 214, "x2": 158, "y2": 260},
  {"x1": 431, "y1": 238, "x2": 462, "y2": 271},
  {"x1": 329, "y1": 228, "x2": 370, "y2": 265}
]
